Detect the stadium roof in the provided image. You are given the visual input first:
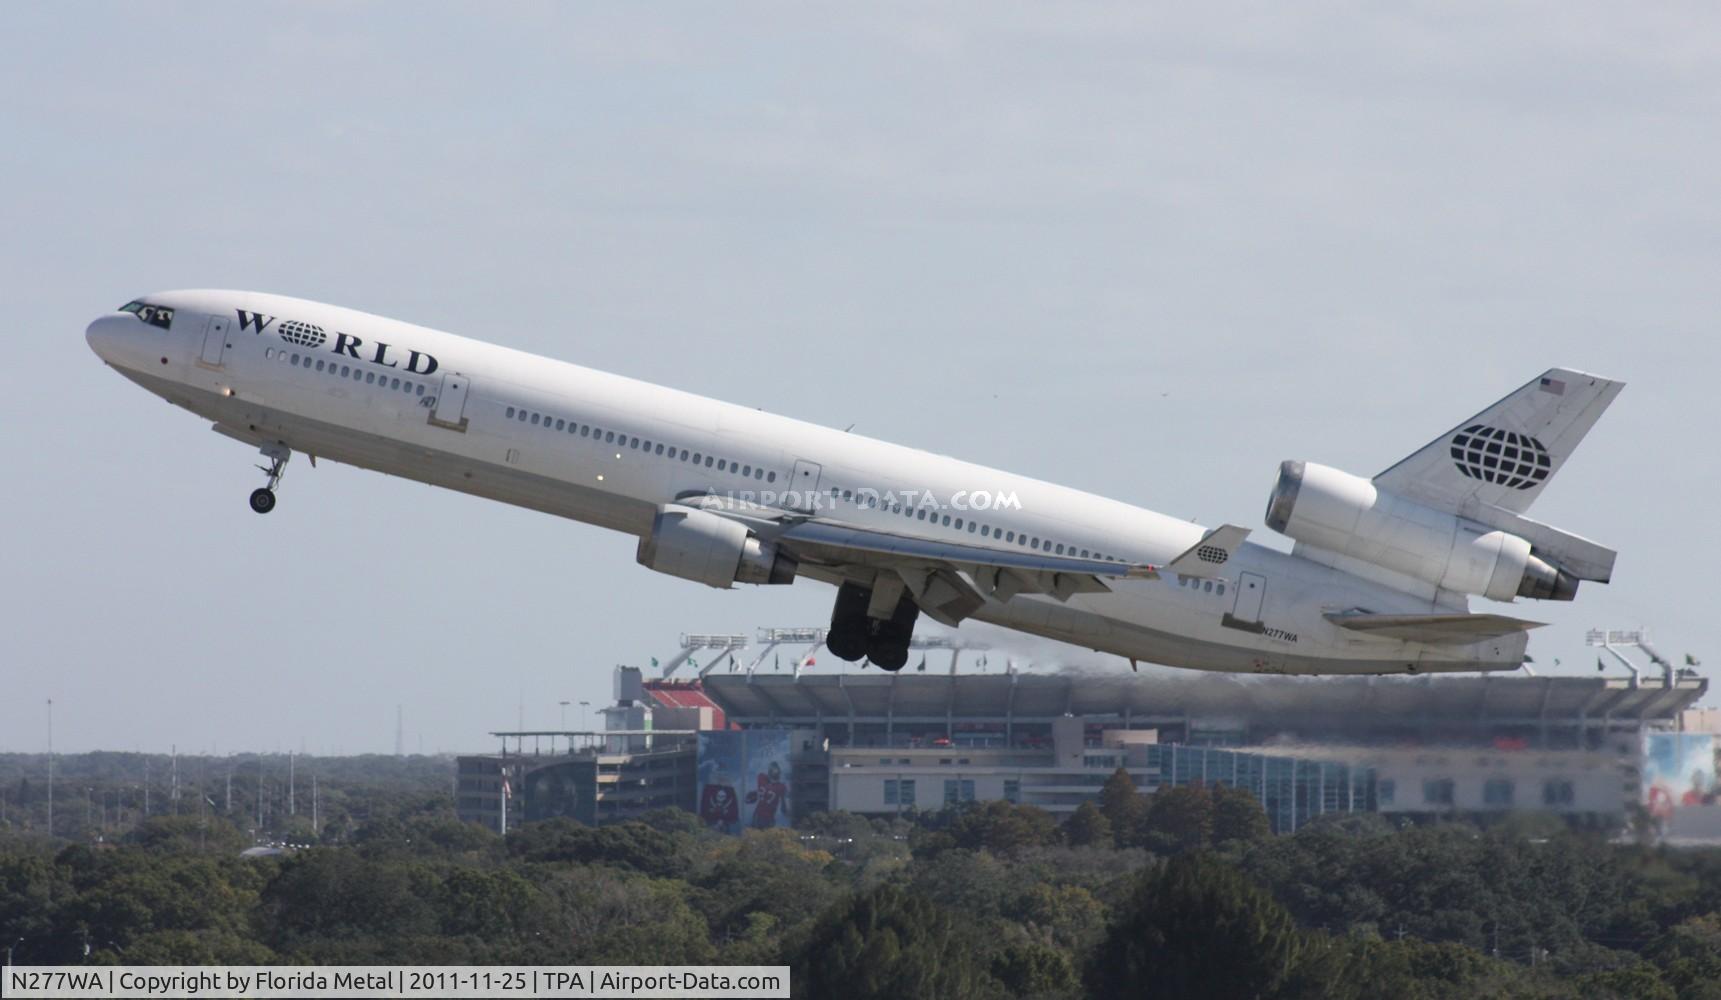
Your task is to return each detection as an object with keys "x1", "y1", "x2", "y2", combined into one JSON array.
[{"x1": 701, "y1": 671, "x2": 1706, "y2": 728}]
